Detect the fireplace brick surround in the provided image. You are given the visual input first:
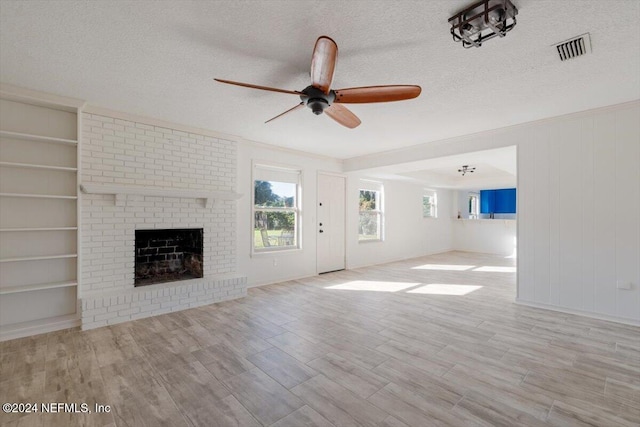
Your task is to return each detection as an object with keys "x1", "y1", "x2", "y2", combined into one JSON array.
[{"x1": 80, "y1": 113, "x2": 246, "y2": 330}]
